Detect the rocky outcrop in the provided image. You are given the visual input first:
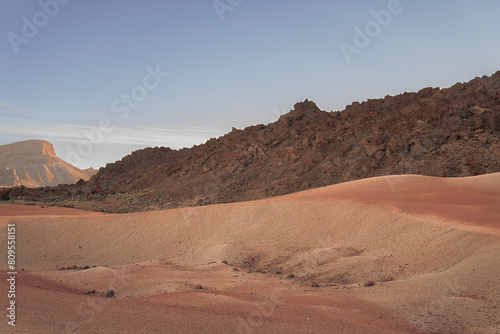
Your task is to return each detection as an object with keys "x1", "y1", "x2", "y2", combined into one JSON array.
[
  {"x1": 84, "y1": 72, "x2": 500, "y2": 211},
  {"x1": 0, "y1": 140, "x2": 96, "y2": 187}
]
